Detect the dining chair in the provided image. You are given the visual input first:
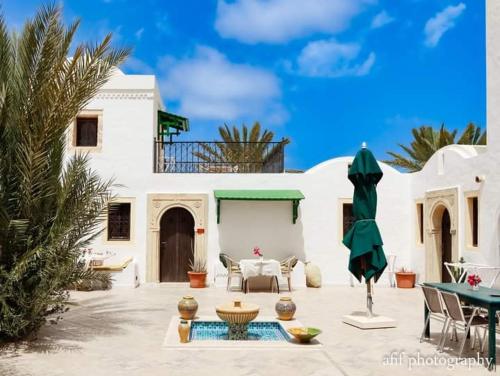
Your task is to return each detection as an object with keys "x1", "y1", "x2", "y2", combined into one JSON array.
[
  {"x1": 420, "y1": 286, "x2": 449, "y2": 347},
  {"x1": 280, "y1": 256, "x2": 298, "y2": 292},
  {"x1": 221, "y1": 254, "x2": 243, "y2": 292},
  {"x1": 386, "y1": 254, "x2": 397, "y2": 288},
  {"x1": 439, "y1": 291, "x2": 488, "y2": 356}
]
